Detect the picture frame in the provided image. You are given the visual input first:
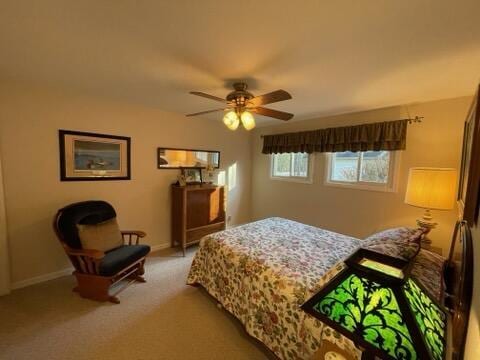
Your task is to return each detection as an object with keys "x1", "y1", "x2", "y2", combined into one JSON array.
[
  {"x1": 181, "y1": 167, "x2": 202, "y2": 184},
  {"x1": 59, "y1": 130, "x2": 131, "y2": 181},
  {"x1": 458, "y1": 85, "x2": 480, "y2": 225}
]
